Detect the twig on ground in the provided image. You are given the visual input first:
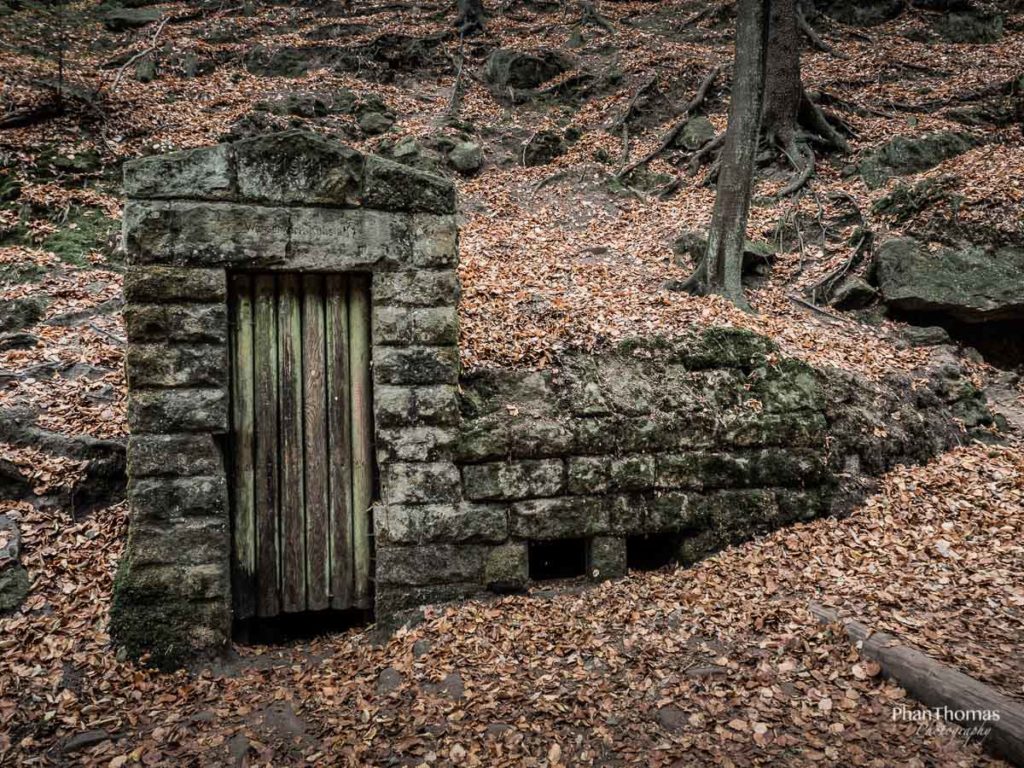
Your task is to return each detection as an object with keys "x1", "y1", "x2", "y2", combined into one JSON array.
[
  {"x1": 609, "y1": 73, "x2": 657, "y2": 132},
  {"x1": 110, "y1": 16, "x2": 169, "y2": 94}
]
